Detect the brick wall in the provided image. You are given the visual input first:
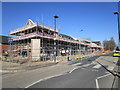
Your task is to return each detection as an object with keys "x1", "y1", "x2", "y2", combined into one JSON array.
[{"x1": 0, "y1": 44, "x2": 9, "y2": 56}]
